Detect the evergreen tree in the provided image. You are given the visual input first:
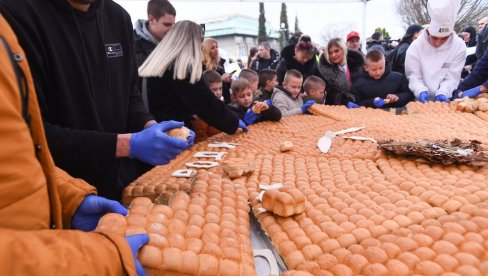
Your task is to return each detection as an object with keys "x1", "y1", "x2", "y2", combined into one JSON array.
[
  {"x1": 258, "y1": 2, "x2": 268, "y2": 44},
  {"x1": 294, "y1": 14, "x2": 301, "y2": 33},
  {"x1": 280, "y1": 3, "x2": 290, "y2": 41},
  {"x1": 375, "y1": 27, "x2": 391, "y2": 40}
]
